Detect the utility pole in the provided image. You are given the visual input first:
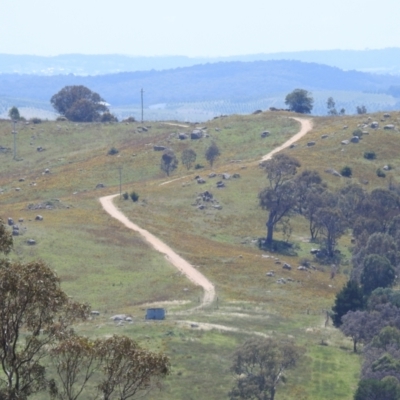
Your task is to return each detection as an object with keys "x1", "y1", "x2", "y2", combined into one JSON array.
[
  {"x1": 140, "y1": 88, "x2": 144, "y2": 124},
  {"x1": 117, "y1": 166, "x2": 122, "y2": 198},
  {"x1": 12, "y1": 120, "x2": 17, "y2": 160}
]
